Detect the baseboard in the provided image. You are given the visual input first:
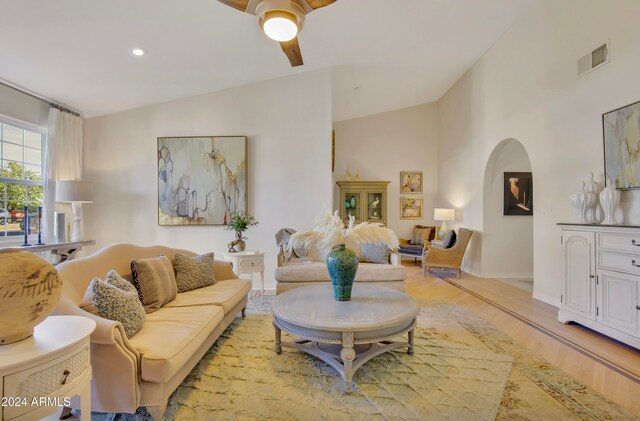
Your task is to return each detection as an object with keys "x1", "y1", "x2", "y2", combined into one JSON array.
[
  {"x1": 460, "y1": 266, "x2": 533, "y2": 280},
  {"x1": 532, "y1": 291, "x2": 560, "y2": 308},
  {"x1": 479, "y1": 272, "x2": 533, "y2": 279}
]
